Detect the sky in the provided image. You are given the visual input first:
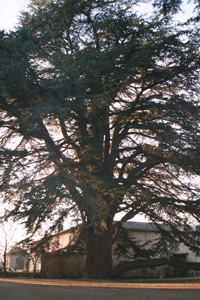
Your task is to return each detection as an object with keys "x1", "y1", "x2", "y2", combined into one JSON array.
[
  {"x1": 0, "y1": 0, "x2": 30, "y2": 31},
  {"x1": 0, "y1": 0, "x2": 195, "y2": 32}
]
